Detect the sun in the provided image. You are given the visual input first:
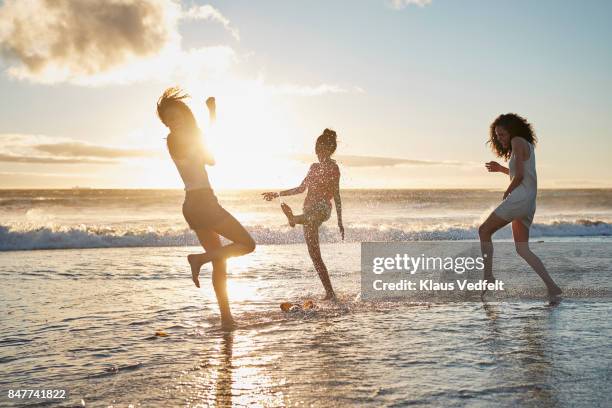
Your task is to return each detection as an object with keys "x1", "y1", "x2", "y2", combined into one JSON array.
[
  {"x1": 123, "y1": 76, "x2": 312, "y2": 189},
  {"x1": 181, "y1": 78, "x2": 308, "y2": 190}
]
